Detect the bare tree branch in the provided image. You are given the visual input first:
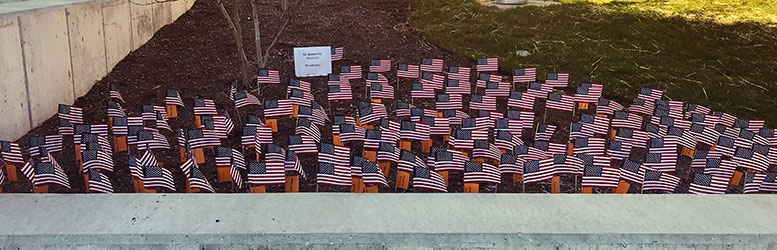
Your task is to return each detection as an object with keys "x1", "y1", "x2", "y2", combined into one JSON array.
[
  {"x1": 261, "y1": 18, "x2": 290, "y2": 68},
  {"x1": 217, "y1": 0, "x2": 250, "y2": 65},
  {"x1": 252, "y1": 0, "x2": 263, "y2": 66}
]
